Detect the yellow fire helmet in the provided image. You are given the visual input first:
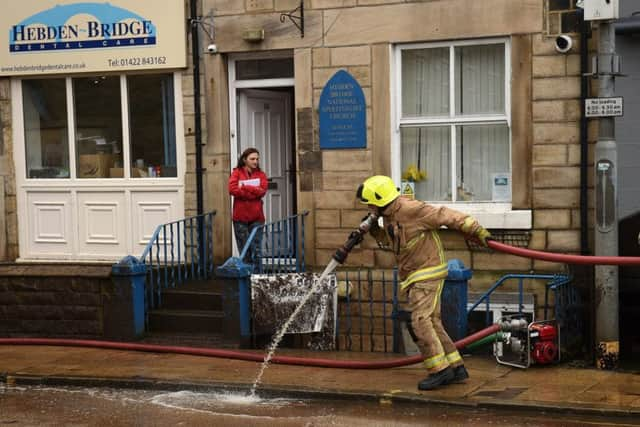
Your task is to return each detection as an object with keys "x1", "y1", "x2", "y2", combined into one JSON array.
[{"x1": 356, "y1": 175, "x2": 400, "y2": 207}]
